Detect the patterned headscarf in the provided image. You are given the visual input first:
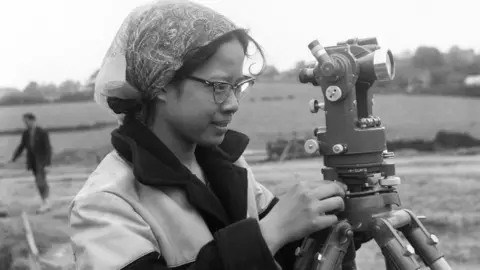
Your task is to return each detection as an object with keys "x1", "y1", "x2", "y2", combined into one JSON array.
[{"x1": 94, "y1": 0, "x2": 238, "y2": 122}]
